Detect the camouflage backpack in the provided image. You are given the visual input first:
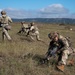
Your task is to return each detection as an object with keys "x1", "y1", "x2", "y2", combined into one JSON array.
[{"x1": 65, "y1": 37, "x2": 72, "y2": 47}]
